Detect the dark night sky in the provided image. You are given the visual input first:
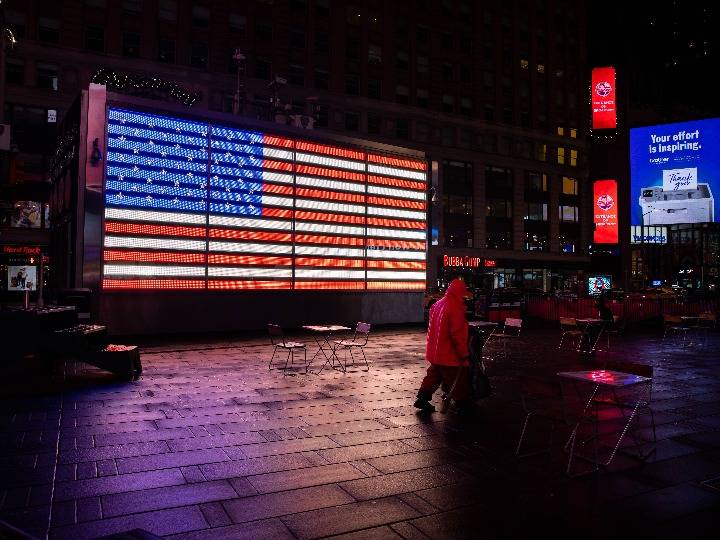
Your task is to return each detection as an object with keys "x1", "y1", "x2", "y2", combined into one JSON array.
[{"x1": 589, "y1": 1, "x2": 719, "y2": 124}]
